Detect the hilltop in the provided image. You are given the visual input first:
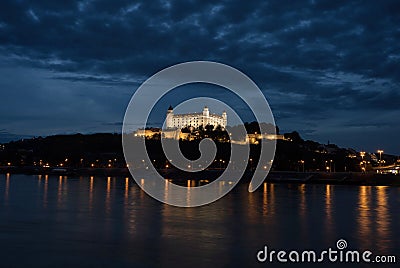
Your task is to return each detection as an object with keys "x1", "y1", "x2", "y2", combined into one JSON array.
[{"x1": 0, "y1": 125, "x2": 397, "y2": 173}]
